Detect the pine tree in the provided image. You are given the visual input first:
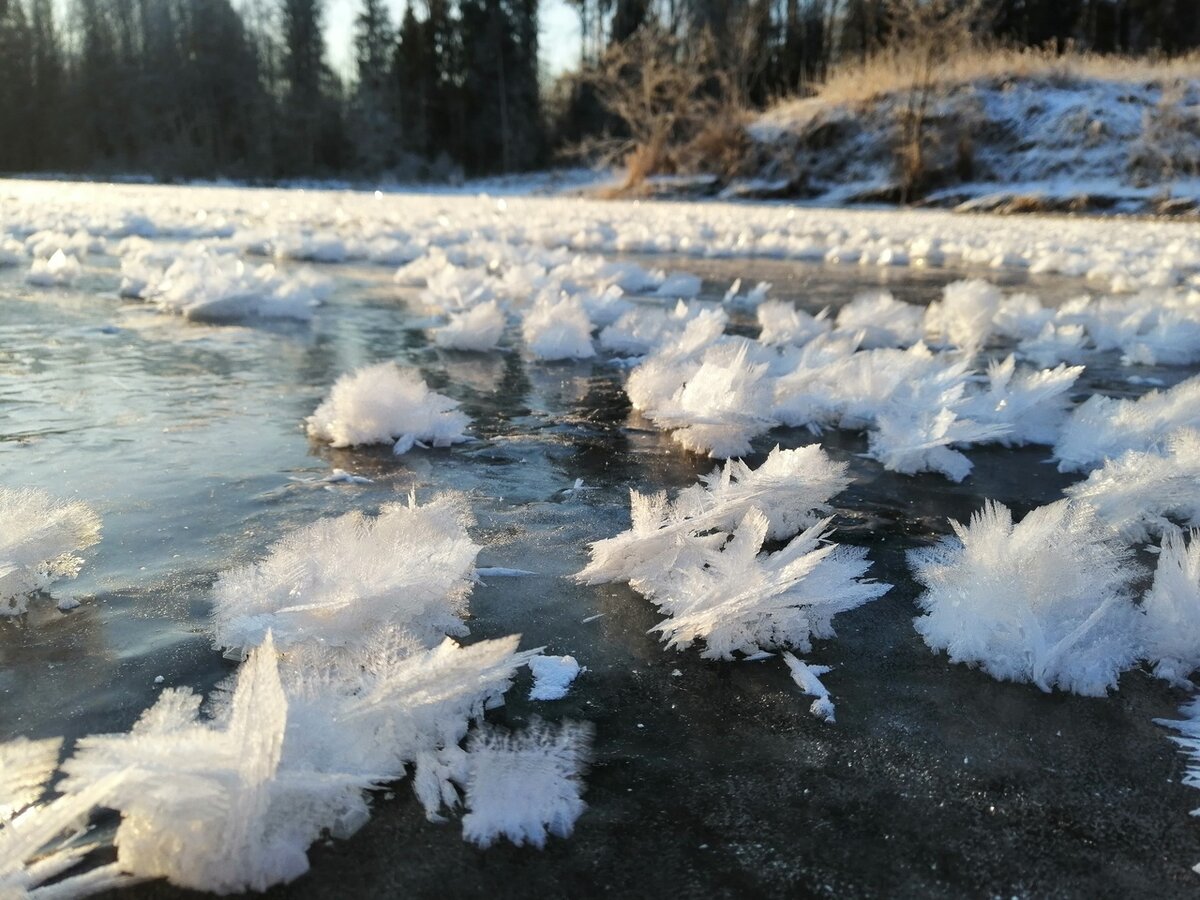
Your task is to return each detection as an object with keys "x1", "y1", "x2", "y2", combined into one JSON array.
[
  {"x1": 351, "y1": 0, "x2": 398, "y2": 172},
  {"x1": 279, "y1": 0, "x2": 326, "y2": 172}
]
